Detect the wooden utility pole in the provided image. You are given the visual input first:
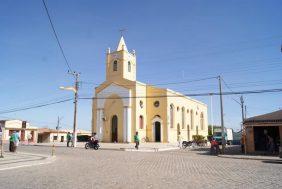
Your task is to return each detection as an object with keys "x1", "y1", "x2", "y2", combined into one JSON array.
[
  {"x1": 60, "y1": 71, "x2": 80, "y2": 147},
  {"x1": 210, "y1": 94, "x2": 214, "y2": 135},
  {"x1": 70, "y1": 71, "x2": 80, "y2": 148},
  {"x1": 56, "y1": 116, "x2": 63, "y2": 142},
  {"x1": 218, "y1": 76, "x2": 225, "y2": 154},
  {"x1": 240, "y1": 96, "x2": 247, "y2": 154},
  {"x1": 240, "y1": 96, "x2": 244, "y2": 130}
]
